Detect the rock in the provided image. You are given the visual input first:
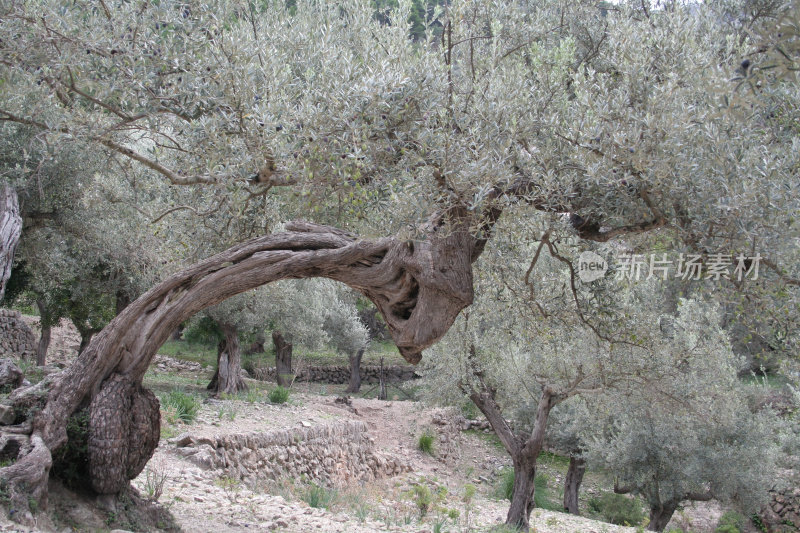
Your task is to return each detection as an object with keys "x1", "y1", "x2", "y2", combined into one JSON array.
[
  {"x1": 0, "y1": 404, "x2": 16, "y2": 425},
  {"x1": 0, "y1": 358, "x2": 24, "y2": 389}
]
